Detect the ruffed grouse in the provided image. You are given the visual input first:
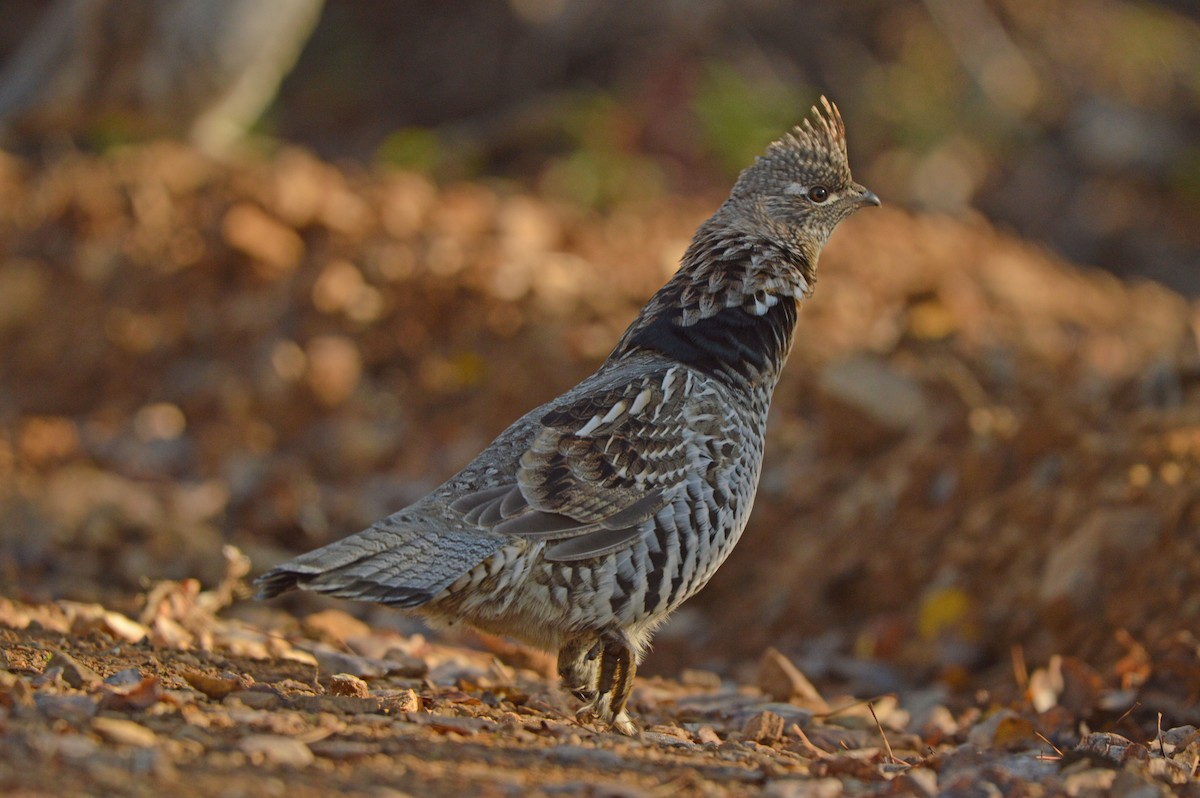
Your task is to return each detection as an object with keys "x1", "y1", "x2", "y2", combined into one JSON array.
[{"x1": 259, "y1": 98, "x2": 879, "y2": 734}]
